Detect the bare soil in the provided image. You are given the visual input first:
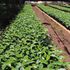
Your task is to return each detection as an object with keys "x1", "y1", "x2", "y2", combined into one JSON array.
[{"x1": 32, "y1": 6, "x2": 70, "y2": 62}]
